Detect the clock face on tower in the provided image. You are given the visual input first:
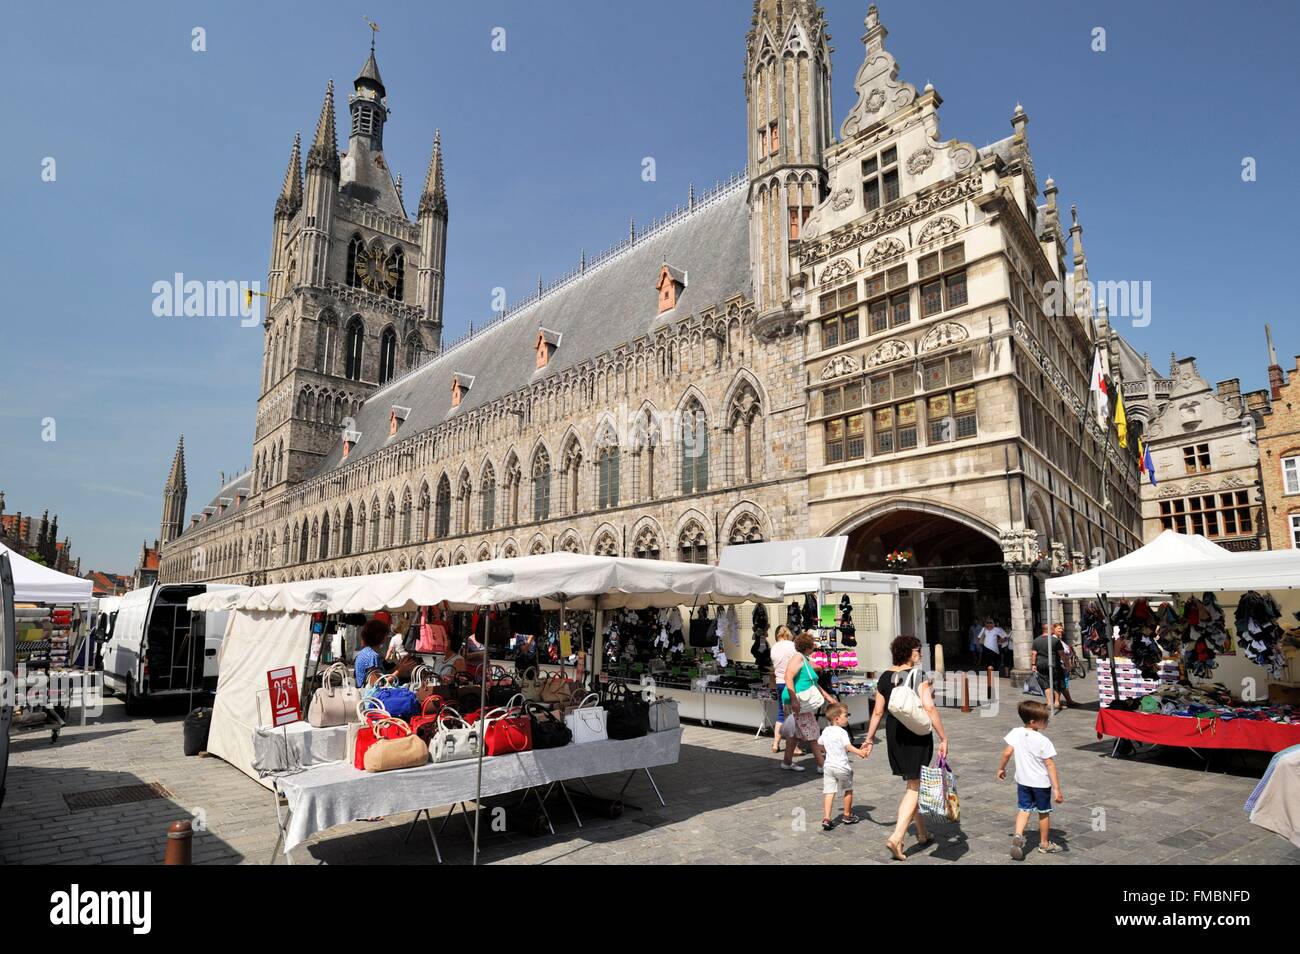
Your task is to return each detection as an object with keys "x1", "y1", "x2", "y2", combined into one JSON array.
[{"x1": 354, "y1": 245, "x2": 397, "y2": 293}]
